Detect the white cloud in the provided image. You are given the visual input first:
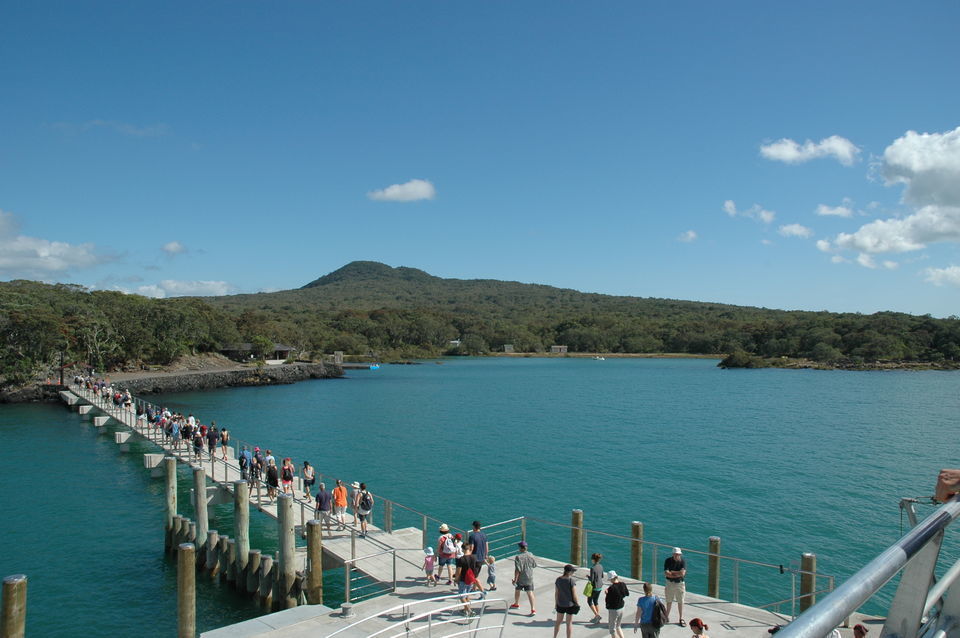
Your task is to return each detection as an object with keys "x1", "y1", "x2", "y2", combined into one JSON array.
[
  {"x1": 831, "y1": 255, "x2": 848, "y2": 264},
  {"x1": 760, "y1": 135, "x2": 860, "y2": 166},
  {"x1": 883, "y1": 260, "x2": 898, "y2": 270},
  {"x1": 925, "y1": 266, "x2": 960, "y2": 287},
  {"x1": 778, "y1": 223, "x2": 813, "y2": 238},
  {"x1": 816, "y1": 239, "x2": 832, "y2": 252},
  {"x1": 834, "y1": 205, "x2": 960, "y2": 254},
  {"x1": 136, "y1": 280, "x2": 232, "y2": 298},
  {"x1": 162, "y1": 241, "x2": 186, "y2": 255},
  {"x1": 816, "y1": 203, "x2": 854, "y2": 218},
  {"x1": 677, "y1": 230, "x2": 697, "y2": 242},
  {"x1": 0, "y1": 209, "x2": 109, "y2": 277},
  {"x1": 367, "y1": 178, "x2": 436, "y2": 202},
  {"x1": 723, "y1": 200, "x2": 775, "y2": 224},
  {"x1": 882, "y1": 126, "x2": 960, "y2": 207},
  {"x1": 857, "y1": 253, "x2": 877, "y2": 269}
]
